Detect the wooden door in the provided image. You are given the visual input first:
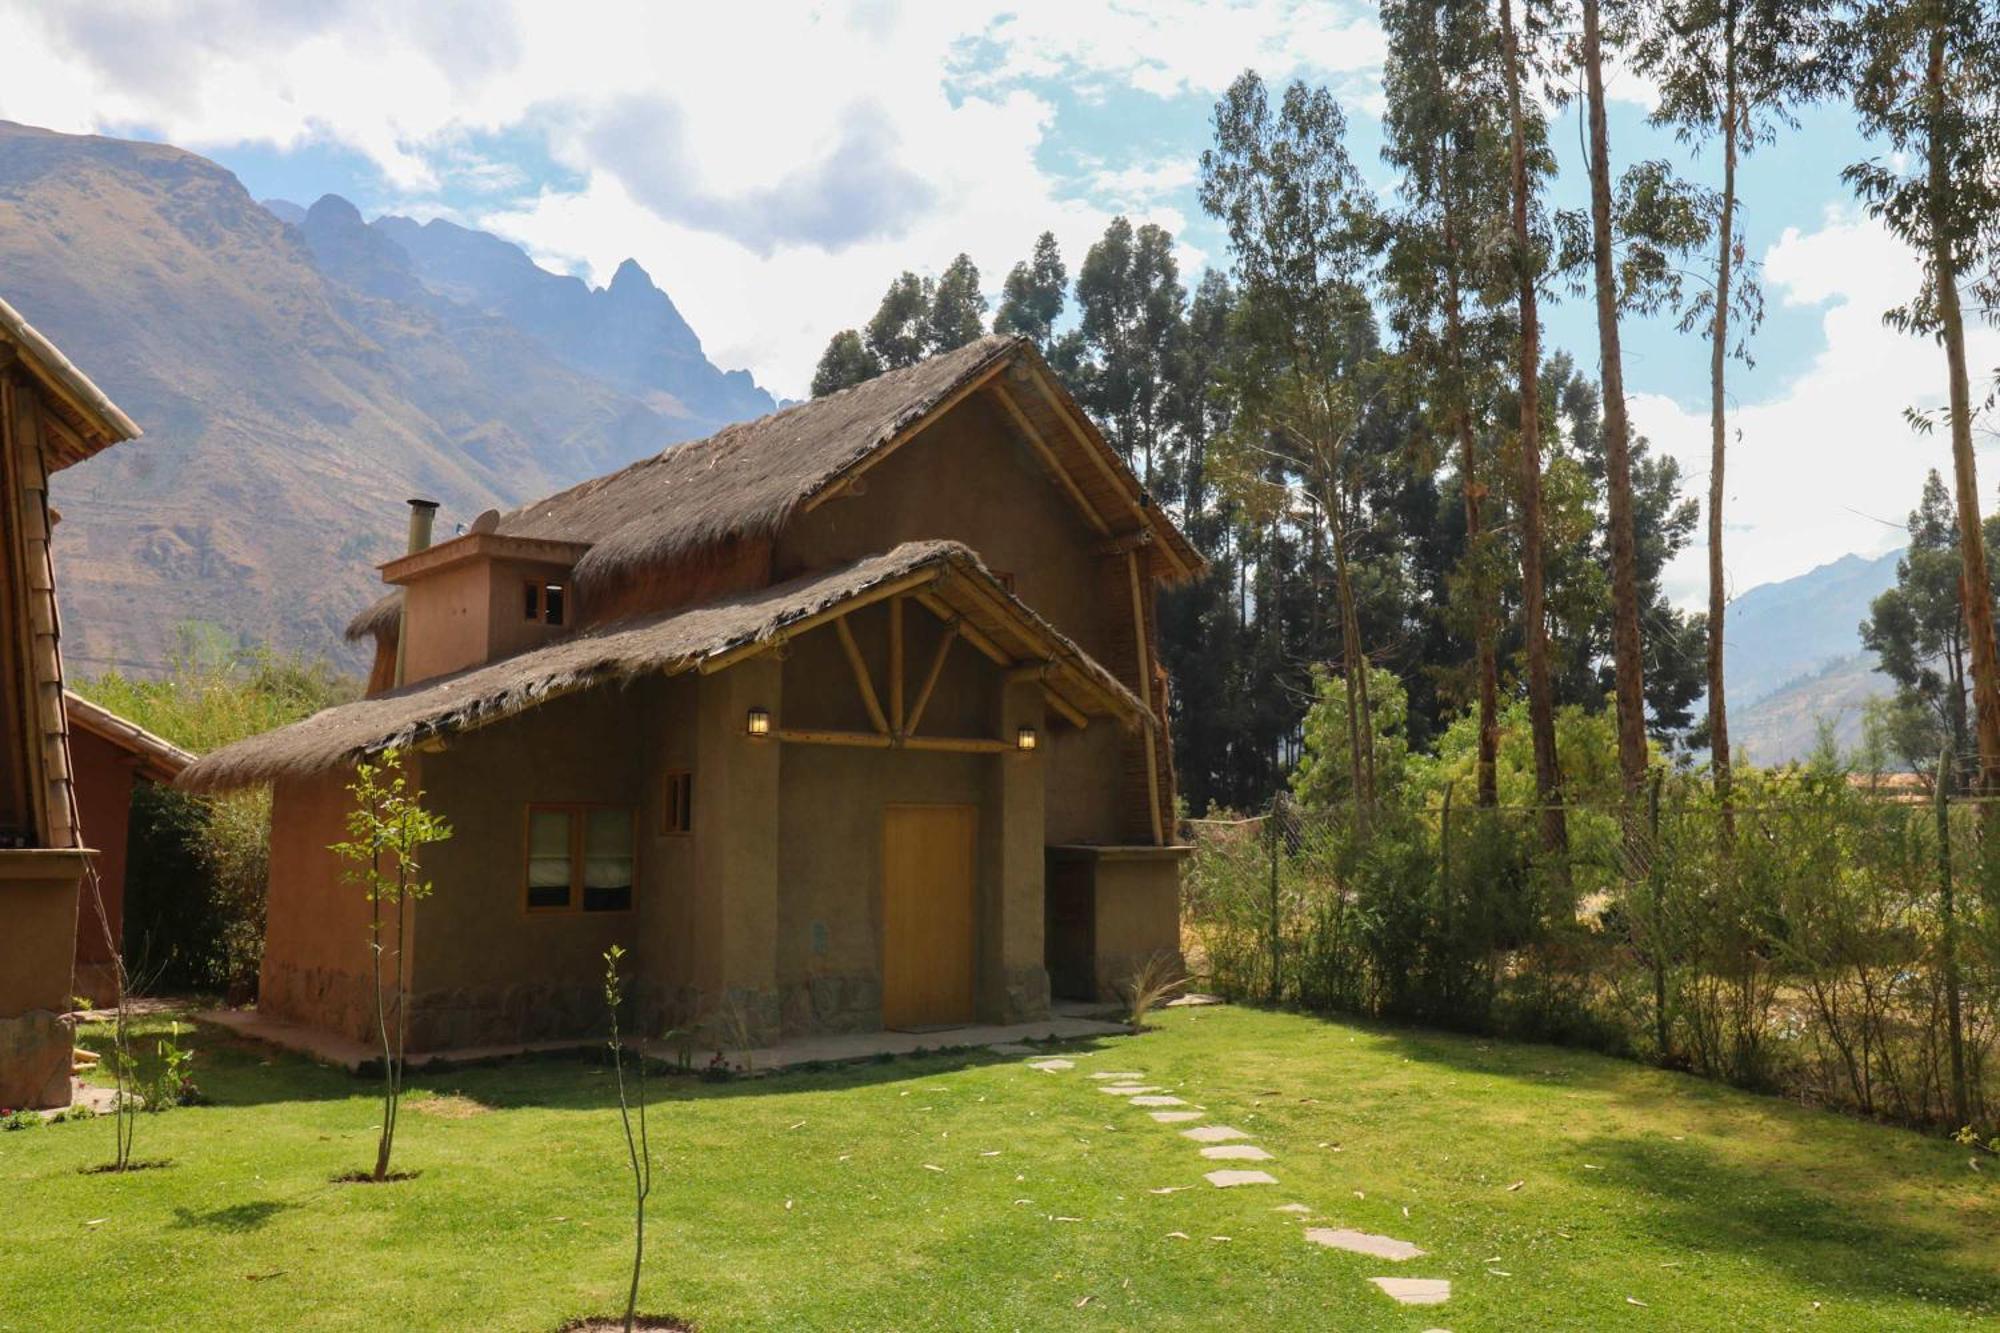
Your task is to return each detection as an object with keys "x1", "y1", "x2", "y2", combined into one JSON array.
[{"x1": 882, "y1": 804, "x2": 977, "y2": 1029}]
